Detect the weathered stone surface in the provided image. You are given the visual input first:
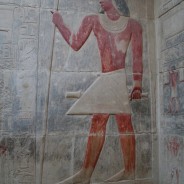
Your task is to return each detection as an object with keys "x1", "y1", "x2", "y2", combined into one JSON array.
[
  {"x1": 99, "y1": 181, "x2": 135, "y2": 184},
  {"x1": 162, "y1": 71, "x2": 184, "y2": 115},
  {"x1": 136, "y1": 134, "x2": 152, "y2": 179},
  {"x1": 41, "y1": 0, "x2": 58, "y2": 9},
  {"x1": 157, "y1": 0, "x2": 183, "y2": 16},
  {"x1": 91, "y1": 136, "x2": 123, "y2": 182},
  {"x1": 159, "y1": 2, "x2": 184, "y2": 72},
  {"x1": 156, "y1": 1, "x2": 184, "y2": 184},
  {"x1": 0, "y1": 0, "x2": 40, "y2": 7},
  {"x1": 0, "y1": 70, "x2": 36, "y2": 133},
  {"x1": 47, "y1": 72, "x2": 97, "y2": 132},
  {"x1": 59, "y1": 0, "x2": 99, "y2": 13},
  {"x1": 0, "y1": 135, "x2": 36, "y2": 184},
  {"x1": 38, "y1": 9, "x2": 55, "y2": 70},
  {"x1": 159, "y1": 134, "x2": 184, "y2": 184},
  {"x1": 135, "y1": 179, "x2": 153, "y2": 184},
  {"x1": 41, "y1": 134, "x2": 73, "y2": 184},
  {"x1": 160, "y1": 116, "x2": 184, "y2": 135}
]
